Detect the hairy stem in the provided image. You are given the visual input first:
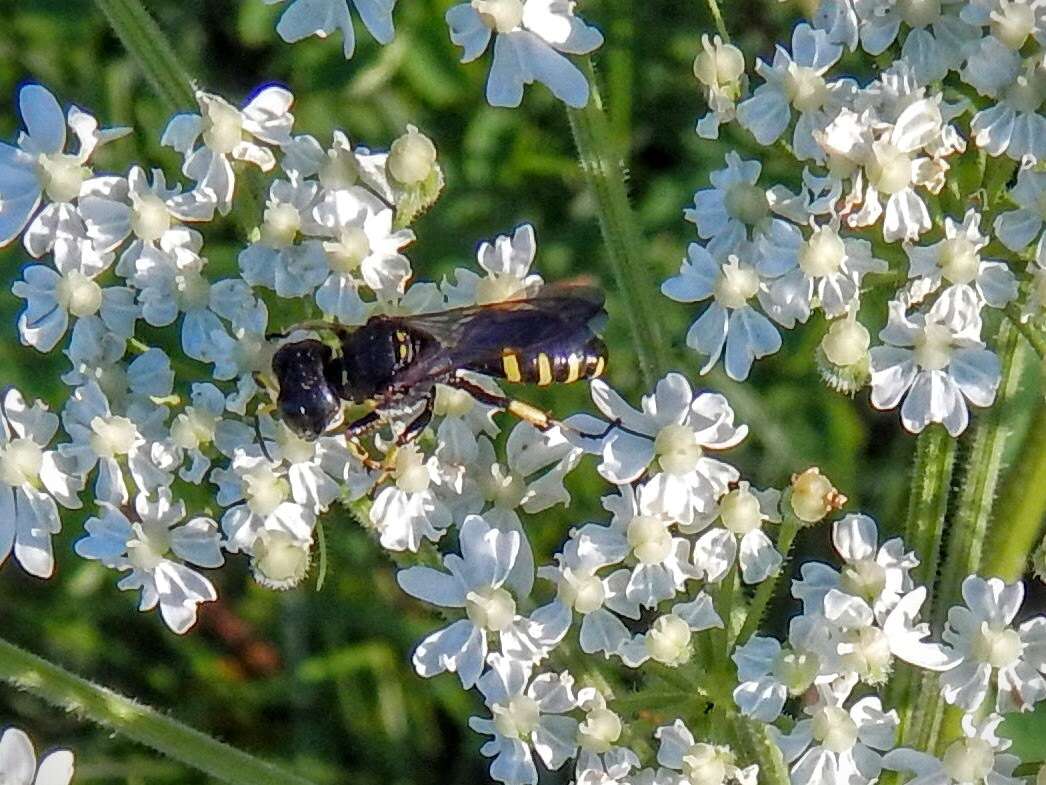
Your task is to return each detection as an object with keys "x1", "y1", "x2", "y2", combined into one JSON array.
[
  {"x1": 701, "y1": 0, "x2": 730, "y2": 40},
  {"x1": 735, "y1": 511, "x2": 802, "y2": 646},
  {"x1": 1005, "y1": 304, "x2": 1046, "y2": 358},
  {"x1": 93, "y1": 0, "x2": 196, "y2": 113},
  {"x1": 0, "y1": 637, "x2": 318, "y2": 785},
  {"x1": 567, "y1": 59, "x2": 668, "y2": 388}
]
